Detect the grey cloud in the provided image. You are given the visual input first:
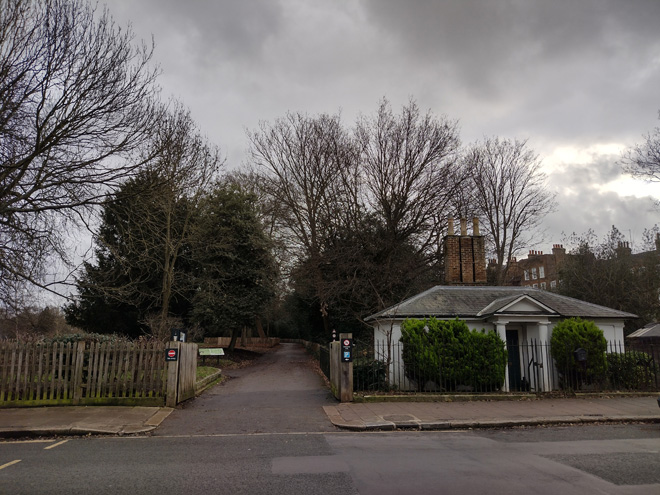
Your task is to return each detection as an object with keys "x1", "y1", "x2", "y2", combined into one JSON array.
[
  {"x1": 546, "y1": 157, "x2": 659, "y2": 247},
  {"x1": 109, "y1": 0, "x2": 284, "y2": 65},
  {"x1": 547, "y1": 191, "x2": 658, "y2": 250},
  {"x1": 103, "y1": 0, "x2": 660, "y2": 243},
  {"x1": 361, "y1": 0, "x2": 660, "y2": 143},
  {"x1": 550, "y1": 154, "x2": 624, "y2": 187}
]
